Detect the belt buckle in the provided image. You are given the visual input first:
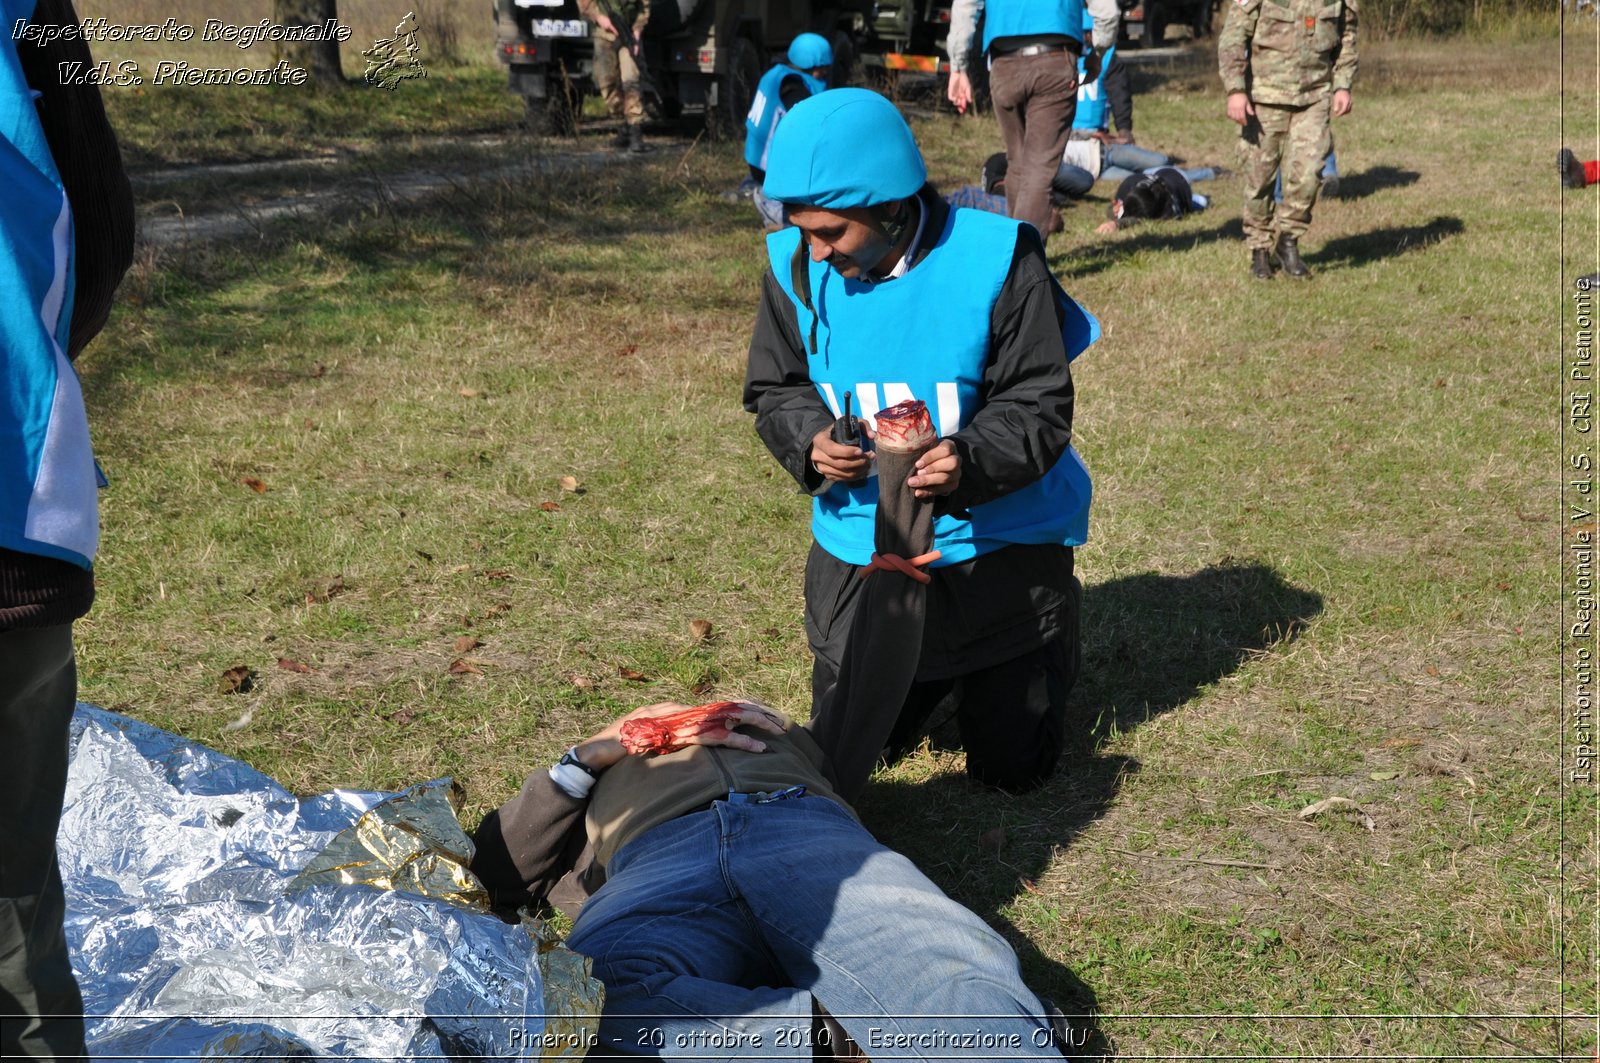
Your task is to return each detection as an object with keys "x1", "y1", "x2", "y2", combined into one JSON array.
[{"x1": 727, "y1": 785, "x2": 807, "y2": 805}]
